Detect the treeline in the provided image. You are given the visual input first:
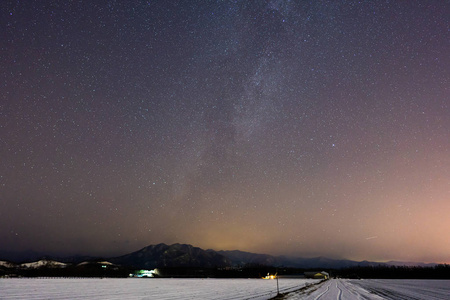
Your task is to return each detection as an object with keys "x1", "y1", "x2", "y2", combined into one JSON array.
[
  {"x1": 3, "y1": 263, "x2": 450, "y2": 279},
  {"x1": 153, "y1": 264, "x2": 450, "y2": 279},
  {"x1": 152, "y1": 265, "x2": 281, "y2": 278},
  {"x1": 1, "y1": 263, "x2": 281, "y2": 279},
  {"x1": 335, "y1": 264, "x2": 450, "y2": 279},
  {"x1": 0, "y1": 263, "x2": 133, "y2": 278}
]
